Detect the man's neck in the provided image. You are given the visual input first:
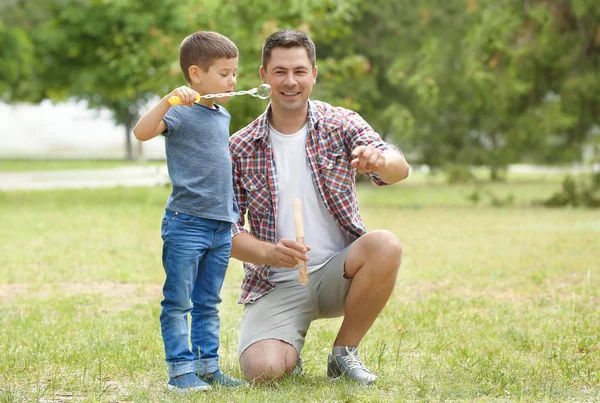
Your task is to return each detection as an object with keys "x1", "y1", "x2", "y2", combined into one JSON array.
[{"x1": 269, "y1": 104, "x2": 309, "y2": 135}]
